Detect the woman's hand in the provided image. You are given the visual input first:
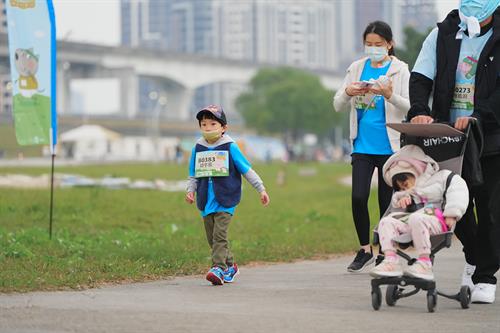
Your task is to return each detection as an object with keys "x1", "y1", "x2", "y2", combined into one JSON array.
[
  {"x1": 410, "y1": 115, "x2": 434, "y2": 124},
  {"x1": 260, "y1": 191, "x2": 270, "y2": 206},
  {"x1": 369, "y1": 80, "x2": 393, "y2": 99},
  {"x1": 345, "y1": 83, "x2": 369, "y2": 97},
  {"x1": 185, "y1": 192, "x2": 195, "y2": 204}
]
